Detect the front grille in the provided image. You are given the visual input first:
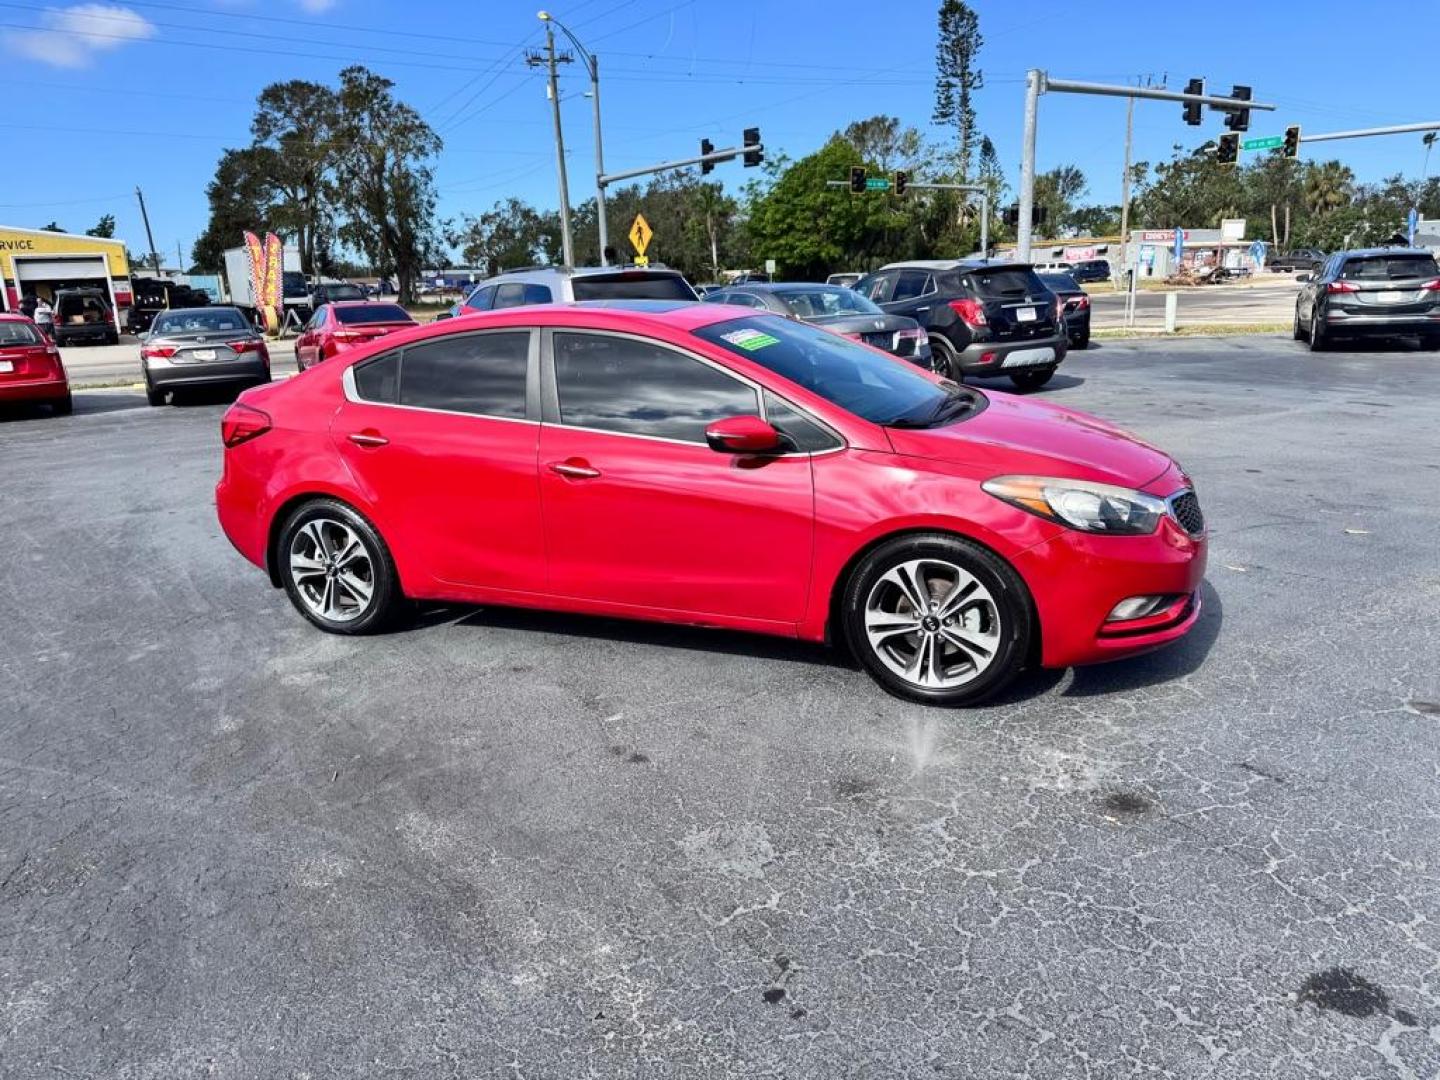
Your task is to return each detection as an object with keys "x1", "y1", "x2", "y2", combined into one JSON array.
[{"x1": 1170, "y1": 491, "x2": 1205, "y2": 535}]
